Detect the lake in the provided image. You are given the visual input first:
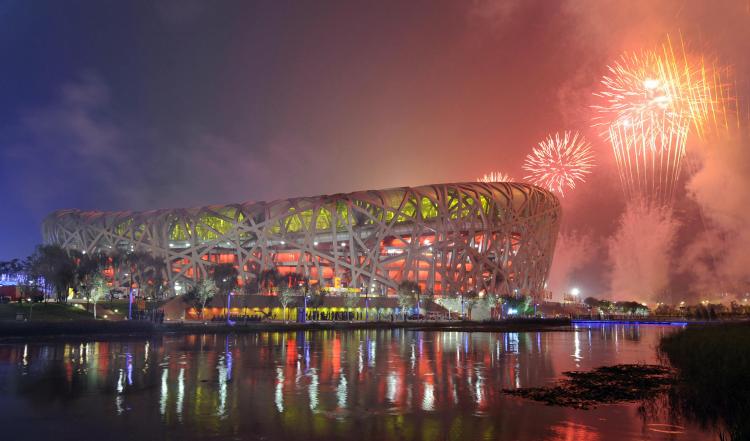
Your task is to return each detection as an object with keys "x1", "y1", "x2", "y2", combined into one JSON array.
[{"x1": 0, "y1": 324, "x2": 717, "y2": 440}]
